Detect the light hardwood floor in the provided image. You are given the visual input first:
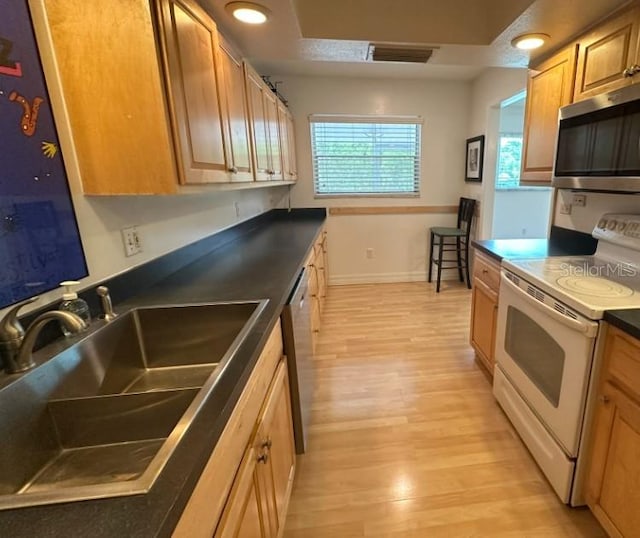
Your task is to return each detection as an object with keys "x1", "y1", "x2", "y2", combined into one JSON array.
[{"x1": 283, "y1": 282, "x2": 606, "y2": 538}]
